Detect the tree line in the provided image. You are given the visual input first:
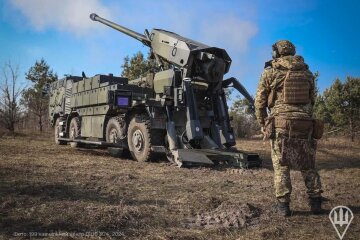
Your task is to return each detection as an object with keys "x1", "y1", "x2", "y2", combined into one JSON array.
[
  {"x1": 313, "y1": 77, "x2": 359, "y2": 141},
  {"x1": 0, "y1": 59, "x2": 57, "y2": 135},
  {"x1": 1, "y1": 53, "x2": 359, "y2": 142}
]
